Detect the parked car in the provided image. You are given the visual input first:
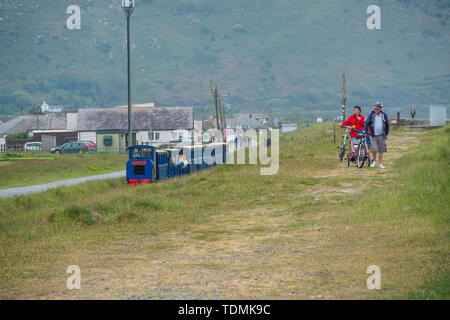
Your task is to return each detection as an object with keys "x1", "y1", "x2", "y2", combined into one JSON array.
[
  {"x1": 50, "y1": 142, "x2": 90, "y2": 154},
  {"x1": 24, "y1": 142, "x2": 42, "y2": 151},
  {"x1": 78, "y1": 140, "x2": 96, "y2": 148},
  {"x1": 77, "y1": 140, "x2": 96, "y2": 152}
]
